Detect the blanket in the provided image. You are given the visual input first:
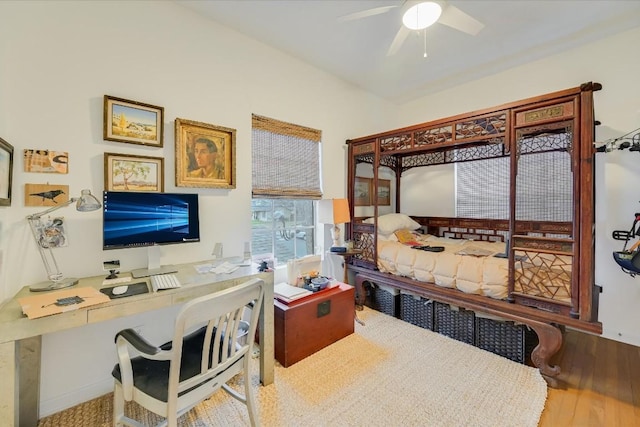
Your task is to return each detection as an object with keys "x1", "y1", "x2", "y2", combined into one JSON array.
[{"x1": 377, "y1": 235, "x2": 510, "y2": 299}]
